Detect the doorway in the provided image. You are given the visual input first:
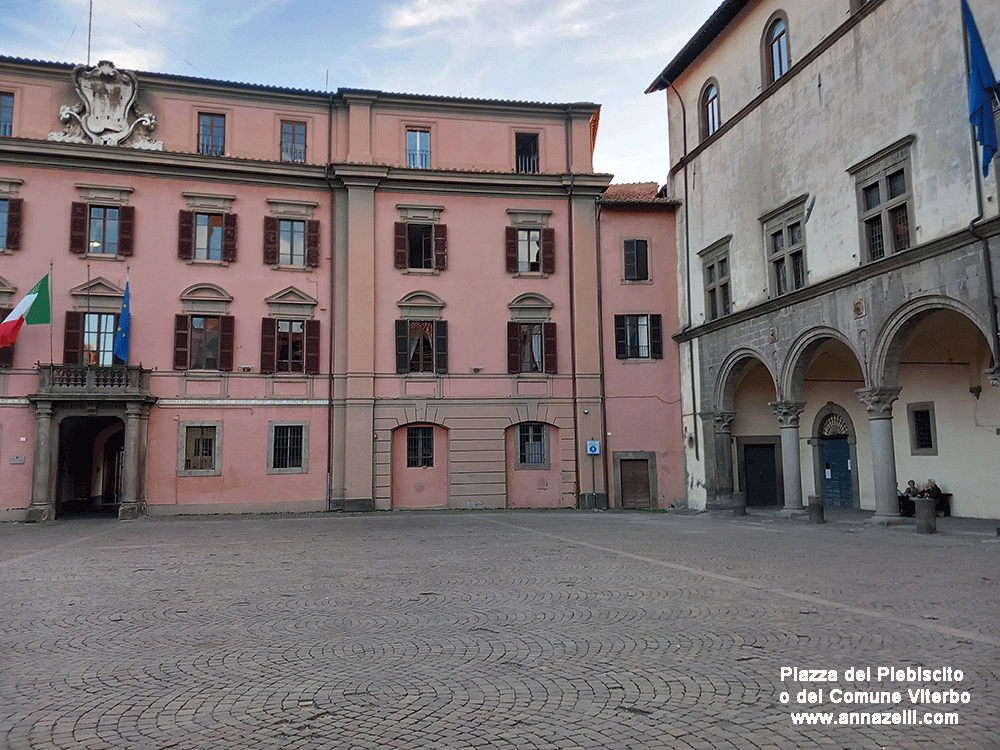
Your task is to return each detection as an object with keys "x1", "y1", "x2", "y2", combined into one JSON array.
[
  {"x1": 743, "y1": 443, "x2": 779, "y2": 506},
  {"x1": 57, "y1": 416, "x2": 124, "y2": 516}
]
